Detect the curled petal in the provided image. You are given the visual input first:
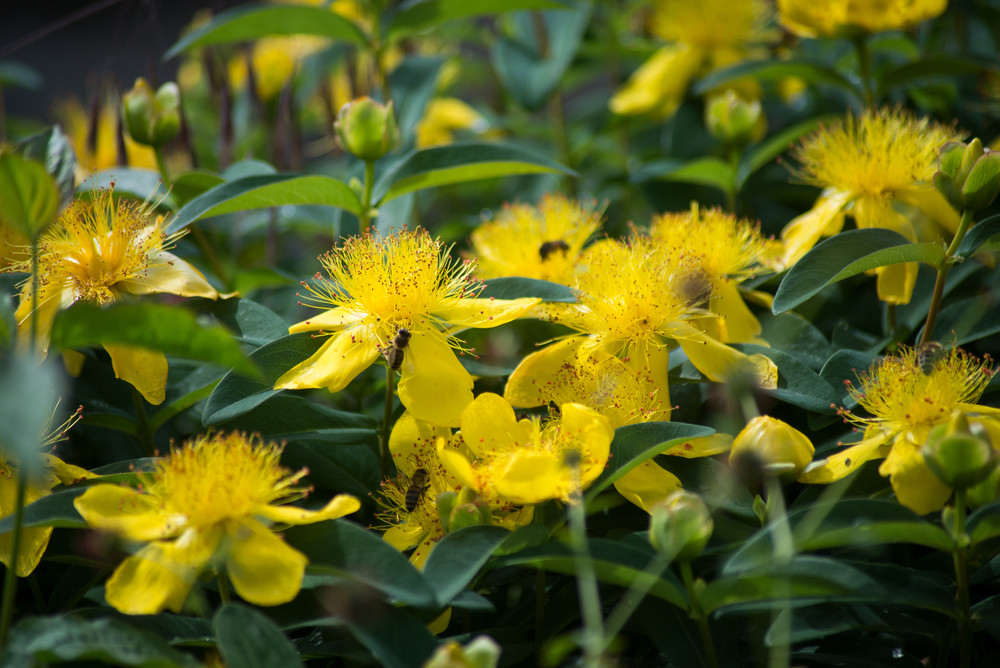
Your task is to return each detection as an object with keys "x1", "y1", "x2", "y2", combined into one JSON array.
[
  {"x1": 613, "y1": 461, "x2": 683, "y2": 513},
  {"x1": 879, "y1": 440, "x2": 952, "y2": 515},
  {"x1": 662, "y1": 433, "x2": 733, "y2": 458},
  {"x1": 779, "y1": 189, "x2": 851, "y2": 268},
  {"x1": 875, "y1": 262, "x2": 919, "y2": 305},
  {"x1": 505, "y1": 338, "x2": 583, "y2": 408},
  {"x1": 256, "y1": 494, "x2": 360, "y2": 525},
  {"x1": 673, "y1": 322, "x2": 777, "y2": 388},
  {"x1": 897, "y1": 187, "x2": 961, "y2": 234},
  {"x1": 105, "y1": 344, "x2": 168, "y2": 405},
  {"x1": 275, "y1": 326, "x2": 380, "y2": 392},
  {"x1": 43, "y1": 454, "x2": 94, "y2": 485},
  {"x1": 711, "y1": 280, "x2": 761, "y2": 343},
  {"x1": 433, "y1": 297, "x2": 541, "y2": 329},
  {"x1": 74, "y1": 484, "x2": 180, "y2": 542},
  {"x1": 118, "y1": 250, "x2": 219, "y2": 299},
  {"x1": 560, "y1": 403, "x2": 614, "y2": 486},
  {"x1": 460, "y1": 392, "x2": 521, "y2": 457},
  {"x1": 397, "y1": 330, "x2": 474, "y2": 427},
  {"x1": 798, "y1": 436, "x2": 890, "y2": 484},
  {"x1": 226, "y1": 518, "x2": 308, "y2": 606}
]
